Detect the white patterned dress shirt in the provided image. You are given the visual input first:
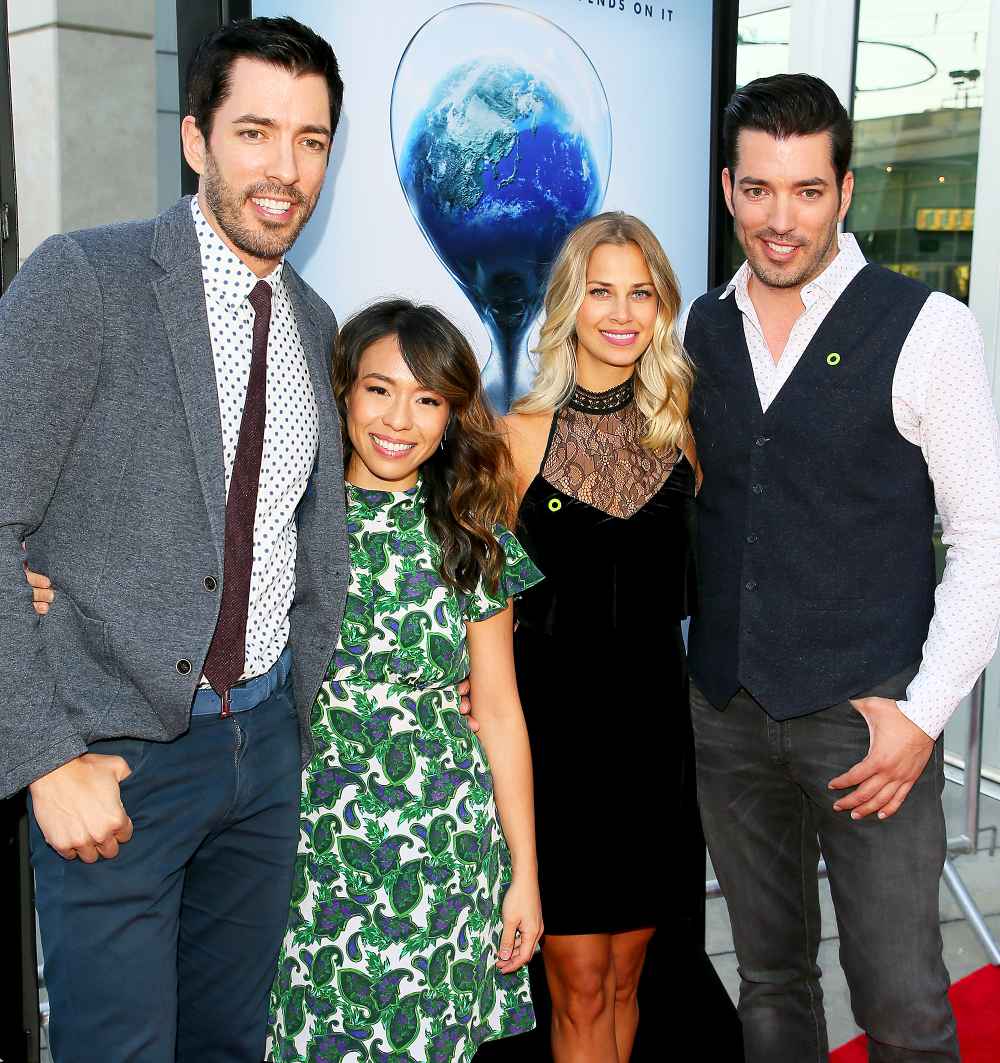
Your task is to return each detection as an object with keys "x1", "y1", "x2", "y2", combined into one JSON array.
[
  {"x1": 681, "y1": 233, "x2": 1000, "y2": 738},
  {"x1": 192, "y1": 197, "x2": 319, "y2": 682}
]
